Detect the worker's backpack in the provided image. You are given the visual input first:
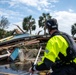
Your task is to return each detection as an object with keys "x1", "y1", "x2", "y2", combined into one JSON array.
[{"x1": 56, "y1": 31, "x2": 76, "y2": 63}]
